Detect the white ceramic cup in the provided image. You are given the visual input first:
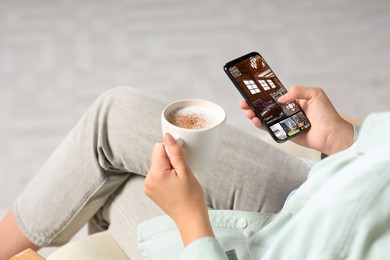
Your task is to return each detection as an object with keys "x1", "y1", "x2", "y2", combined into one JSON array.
[{"x1": 161, "y1": 99, "x2": 227, "y2": 173}]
